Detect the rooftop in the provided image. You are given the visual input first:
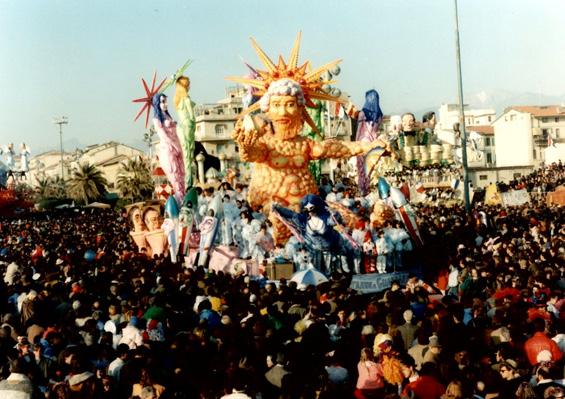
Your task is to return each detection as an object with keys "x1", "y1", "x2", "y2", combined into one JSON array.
[
  {"x1": 467, "y1": 125, "x2": 494, "y2": 135},
  {"x1": 507, "y1": 105, "x2": 565, "y2": 117}
]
